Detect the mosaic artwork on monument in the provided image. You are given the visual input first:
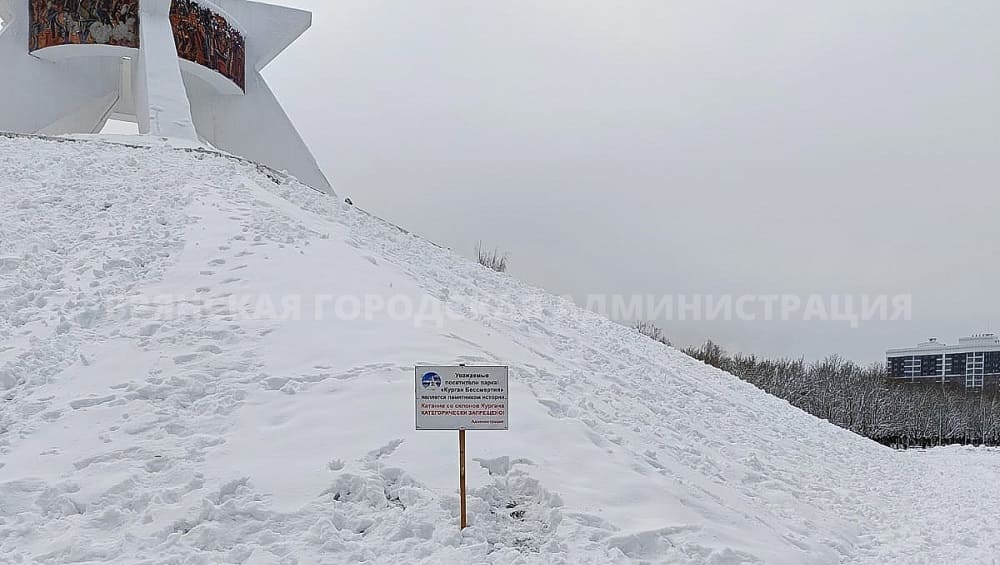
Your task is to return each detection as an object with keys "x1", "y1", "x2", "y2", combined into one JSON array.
[
  {"x1": 170, "y1": 0, "x2": 245, "y2": 90},
  {"x1": 29, "y1": 0, "x2": 140, "y2": 51},
  {"x1": 27, "y1": 0, "x2": 245, "y2": 91}
]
